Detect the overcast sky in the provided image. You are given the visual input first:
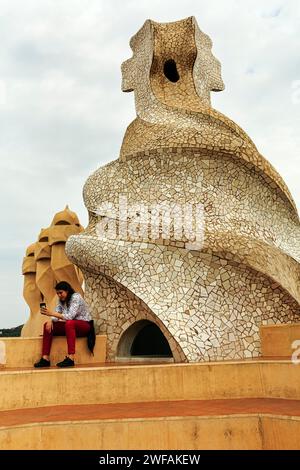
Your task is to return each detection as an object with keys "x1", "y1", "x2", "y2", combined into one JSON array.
[{"x1": 0, "y1": 0, "x2": 299, "y2": 328}]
